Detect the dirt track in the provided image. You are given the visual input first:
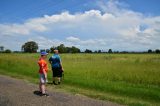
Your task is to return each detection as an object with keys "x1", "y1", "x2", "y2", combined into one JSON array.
[{"x1": 0, "y1": 75, "x2": 123, "y2": 106}]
